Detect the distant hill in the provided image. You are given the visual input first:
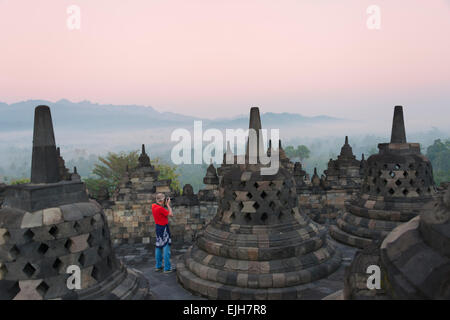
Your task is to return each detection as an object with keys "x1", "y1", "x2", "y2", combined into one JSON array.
[{"x1": 0, "y1": 99, "x2": 342, "y2": 132}]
